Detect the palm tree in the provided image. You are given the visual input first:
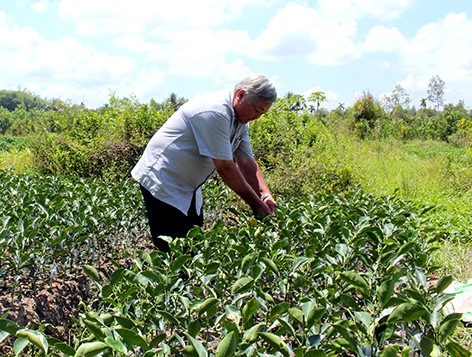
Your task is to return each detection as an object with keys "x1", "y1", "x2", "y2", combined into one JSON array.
[{"x1": 308, "y1": 91, "x2": 327, "y2": 113}]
